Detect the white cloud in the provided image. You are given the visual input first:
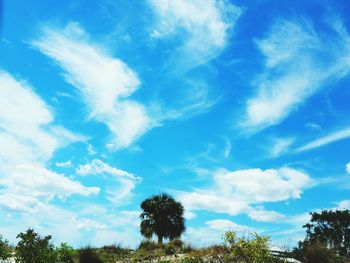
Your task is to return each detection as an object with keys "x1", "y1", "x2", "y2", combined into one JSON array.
[
  {"x1": 2, "y1": 164, "x2": 99, "y2": 198},
  {"x1": 305, "y1": 122, "x2": 322, "y2": 131},
  {"x1": 337, "y1": 200, "x2": 350, "y2": 210},
  {"x1": 77, "y1": 219, "x2": 108, "y2": 230},
  {"x1": 0, "y1": 72, "x2": 83, "y2": 163},
  {"x1": 178, "y1": 167, "x2": 311, "y2": 222},
  {"x1": 214, "y1": 168, "x2": 312, "y2": 203},
  {"x1": 269, "y1": 137, "x2": 295, "y2": 157},
  {"x1": 76, "y1": 159, "x2": 141, "y2": 204},
  {"x1": 347, "y1": 163, "x2": 350, "y2": 174},
  {"x1": 0, "y1": 71, "x2": 96, "y2": 213},
  {"x1": 149, "y1": 0, "x2": 242, "y2": 71},
  {"x1": 242, "y1": 18, "x2": 350, "y2": 131},
  {"x1": 55, "y1": 160, "x2": 72, "y2": 168},
  {"x1": 76, "y1": 159, "x2": 137, "y2": 179},
  {"x1": 222, "y1": 137, "x2": 232, "y2": 158},
  {"x1": 184, "y1": 210, "x2": 197, "y2": 220},
  {"x1": 152, "y1": 80, "x2": 220, "y2": 125},
  {"x1": 180, "y1": 192, "x2": 250, "y2": 216},
  {"x1": 33, "y1": 23, "x2": 152, "y2": 150},
  {"x1": 296, "y1": 127, "x2": 350, "y2": 152},
  {"x1": 247, "y1": 207, "x2": 285, "y2": 222},
  {"x1": 205, "y1": 219, "x2": 252, "y2": 233},
  {"x1": 87, "y1": 144, "x2": 97, "y2": 155},
  {"x1": 0, "y1": 193, "x2": 46, "y2": 213}
]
